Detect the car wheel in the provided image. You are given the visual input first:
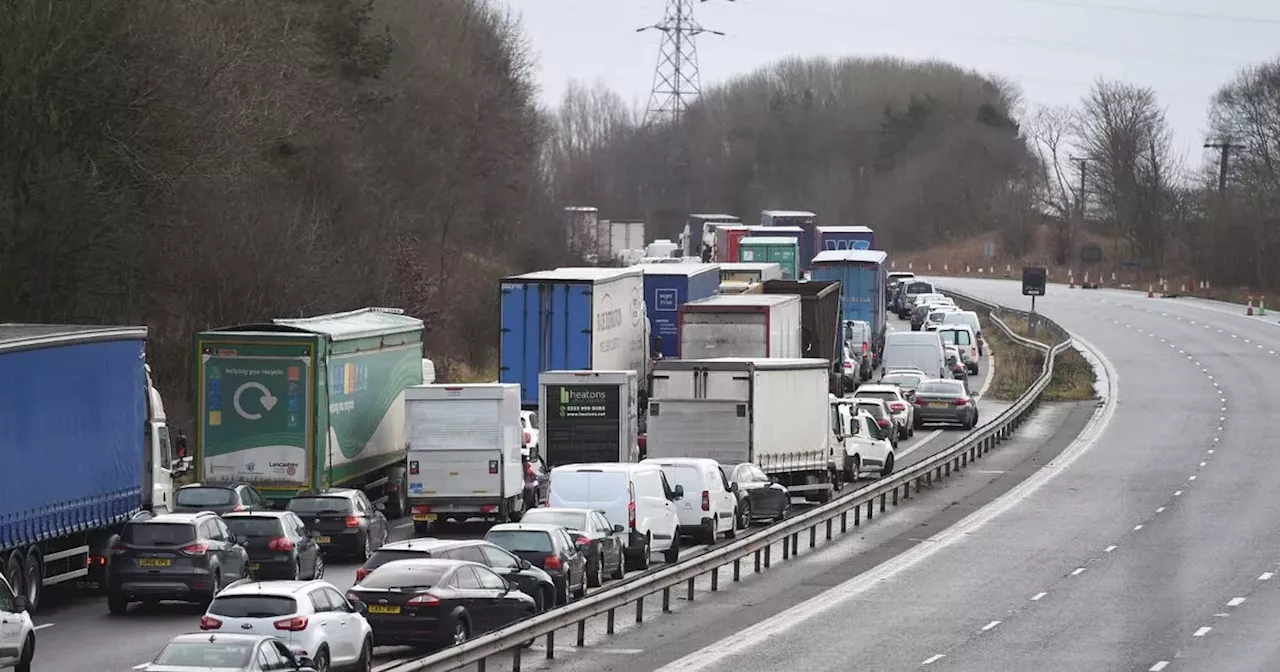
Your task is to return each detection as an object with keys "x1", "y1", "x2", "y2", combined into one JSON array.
[
  {"x1": 613, "y1": 550, "x2": 626, "y2": 580},
  {"x1": 898, "y1": 424, "x2": 909, "y2": 440},
  {"x1": 881, "y1": 454, "x2": 895, "y2": 478},
  {"x1": 356, "y1": 638, "x2": 373, "y2": 672},
  {"x1": 452, "y1": 619, "x2": 470, "y2": 647},
  {"x1": 312, "y1": 647, "x2": 331, "y2": 672},
  {"x1": 574, "y1": 569, "x2": 588, "y2": 598},
  {"x1": 629, "y1": 535, "x2": 651, "y2": 571},
  {"x1": 360, "y1": 533, "x2": 371, "y2": 562},
  {"x1": 737, "y1": 501, "x2": 752, "y2": 530},
  {"x1": 725, "y1": 510, "x2": 739, "y2": 540},
  {"x1": 107, "y1": 590, "x2": 129, "y2": 615},
  {"x1": 291, "y1": 560, "x2": 301, "y2": 581},
  {"x1": 588, "y1": 556, "x2": 604, "y2": 588},
  {"x1": 15, "y1": 634, "x2": 33, "y2": 672},
  {"x1": 313, "y1": 554, "x2": 325, "y2": 580}
]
